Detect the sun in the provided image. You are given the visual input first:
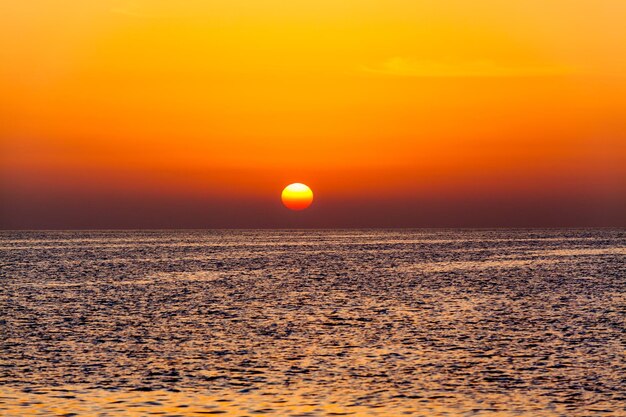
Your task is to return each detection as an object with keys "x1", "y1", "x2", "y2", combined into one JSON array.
[{"x1": 281, "y1": 183, "x2": 313, "y2": 211}]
